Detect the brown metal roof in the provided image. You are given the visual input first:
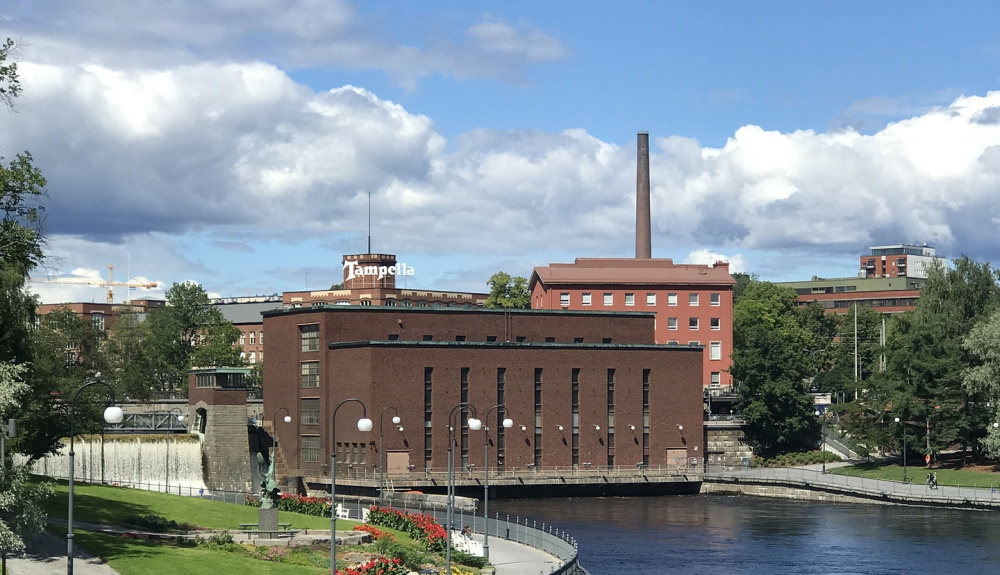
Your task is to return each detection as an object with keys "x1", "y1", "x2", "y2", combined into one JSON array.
[{"x1": 531, "y1": 258, "x2": 736, "y2": 288}]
